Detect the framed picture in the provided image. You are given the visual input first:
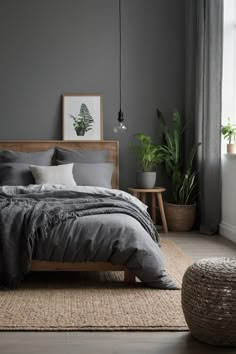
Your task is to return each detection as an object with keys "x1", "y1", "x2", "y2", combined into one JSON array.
[{"x1": 62, "y1": 94, "x2": 103, "y2": 140}]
